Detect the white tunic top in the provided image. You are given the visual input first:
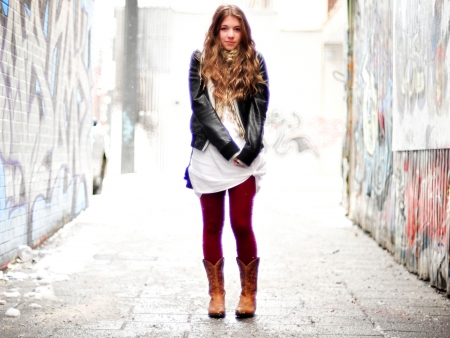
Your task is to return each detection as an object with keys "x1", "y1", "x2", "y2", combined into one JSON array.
[{"x1": 188, "y1": 104, "x2": 267, "y2": 198}]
